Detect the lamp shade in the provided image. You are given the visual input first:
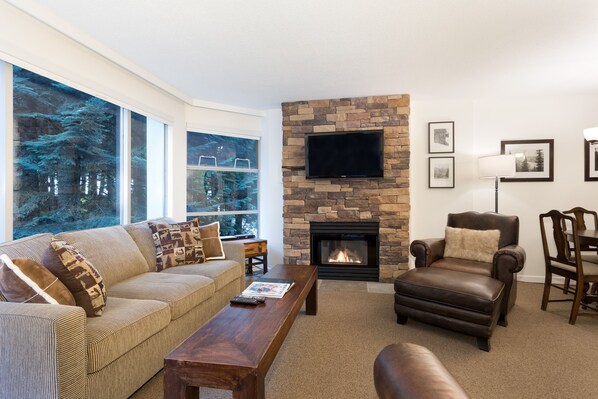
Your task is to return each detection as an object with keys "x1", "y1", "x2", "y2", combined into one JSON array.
[
  {"x1": 583, "y1": 127, "x2": 598, "y2": 143},
  {"x1": 478, "y1": 154, "x2": 516, "y2": 179}
]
